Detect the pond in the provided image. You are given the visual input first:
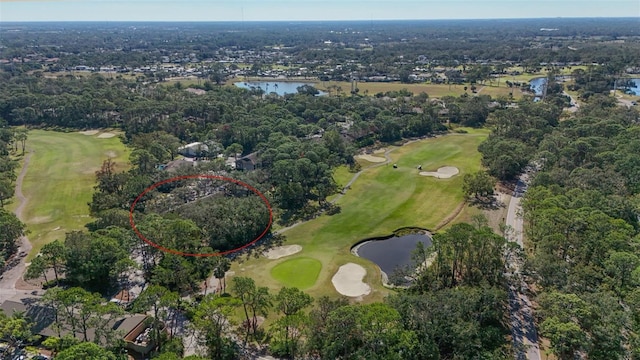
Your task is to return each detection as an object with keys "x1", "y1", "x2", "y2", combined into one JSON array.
[
  {"x1": 234, "y1": 81, "x2": 325, "y2": 96},
  {"x1": 620, "y1": 78, "x2": 640, "y2": 95},
  {"x1": 354, "y1": 232, "x2": 432, "y2": 284},
  {"x1": 529, "y1": 77, "x2": 547, "y2": 101}
]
